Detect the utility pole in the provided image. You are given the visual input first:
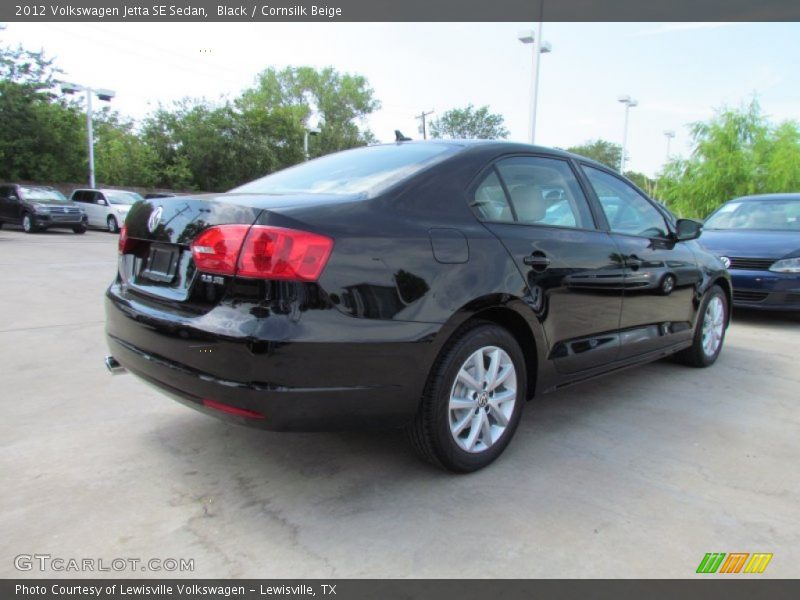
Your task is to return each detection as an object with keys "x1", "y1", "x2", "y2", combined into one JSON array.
[{"x1": 416, "y1": 110, "x2": 435, "y2": 140}]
